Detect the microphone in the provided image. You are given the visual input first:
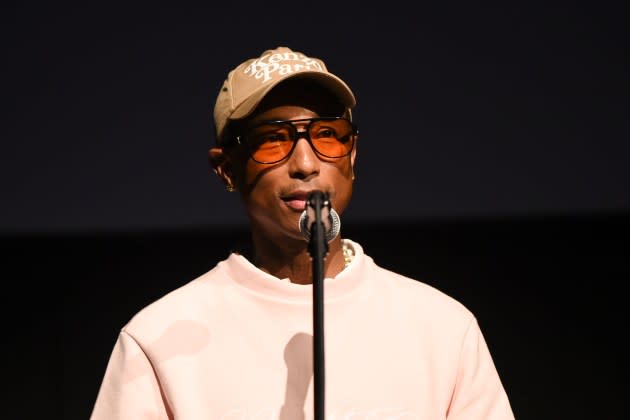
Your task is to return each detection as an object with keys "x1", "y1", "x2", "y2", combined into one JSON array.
[{"x1": 298, "y1": 191, "x2": 341, "y2": 242}]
